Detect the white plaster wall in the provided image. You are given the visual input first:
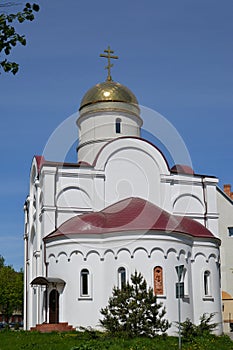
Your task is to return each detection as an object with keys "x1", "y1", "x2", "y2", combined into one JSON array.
[
  {"x1": 94, "y1": 138, "x2": 170, "y2": 209},
  {"x1": 170, "y1": 177, "x2": 204, "y2": 217},
  {"x1": 191, "y1": 245, "x2": 222, "y2": 333},
  {"x1": 104, "y1": 149, "x2": 161, "y2": 207},
  {"x1": 204, "y1": 180, "x2": 219, "y2": 237},
  {"x1": 42, "y1": 168, "x2": 56, "y2": 207},
  {"x1": 78, "y1": 112, "x2": 140, "y2": 144},
  {"x1": 45, "y1": 232, "x2": 222, "y2": 335},
  {"x1": 26, "y1": 158, "x2": 45, "y2": 329},
  {"x1": 217, "y1": 190, "x2": 233, "y2": 296},
  {"x1": 173, "y1": 194, "x2": 204, "y2": 215},
  {"x1": 169, "y1": 175, "x2": 219, "y2": 237},
  {"x1": 77, "y1": 110, "x2": 141, "y2": 164},
  {"x1": 25, "y1": 137, "x2": 221, "y2": 331}
]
